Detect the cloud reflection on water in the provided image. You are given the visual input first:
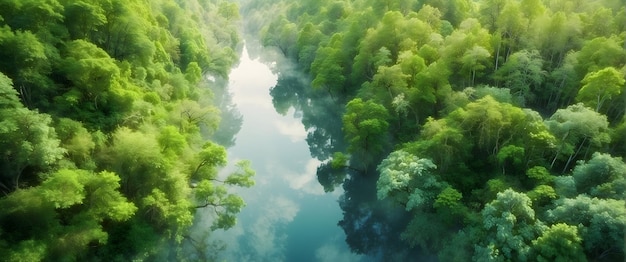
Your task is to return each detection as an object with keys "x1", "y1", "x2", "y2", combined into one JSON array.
[
  {"x1": 206, "y1": 45, "x2": 358, "y2": 262},
  {"x1": 284, "y1": 158, "x2": 325, "y2": 195},
  {"x1": 315, "y1": 234, "x2": 365, "y2": 262},
  {"x1": 247, "y1": 196, "x2": 300, "y2": 260}
]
